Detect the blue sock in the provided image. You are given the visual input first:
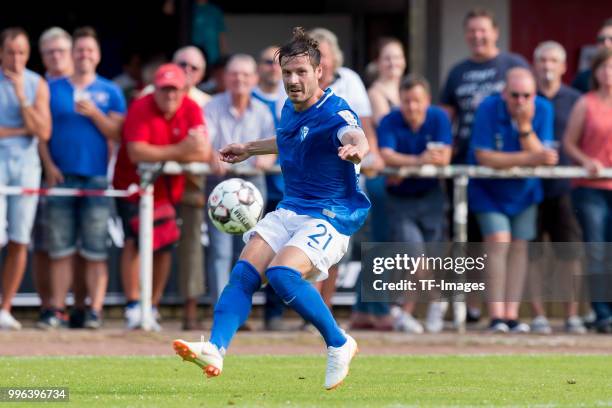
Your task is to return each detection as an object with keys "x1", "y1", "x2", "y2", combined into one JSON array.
[
  {"x1": 209, "y1": 260, "x2": 261, "y2": 353},
  {"x1": 266, "y1": 266, "x2": 346, "y2": 348}
]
